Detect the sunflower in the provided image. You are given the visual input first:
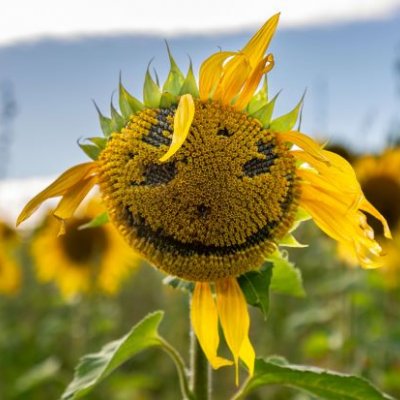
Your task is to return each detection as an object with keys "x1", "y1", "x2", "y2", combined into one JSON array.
[
  {"x1": 17, "y1": 14, "x2": 389, "y2": 380},
  {"x1": 30, "y1": 198, "x2": 141, "y2": 299},
  {"x1": 0, "y1": 221, "x2": 21, "y2": 295},
  {"x1": 341, "y1": 148, "x2": 400, "y2": 285}
]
